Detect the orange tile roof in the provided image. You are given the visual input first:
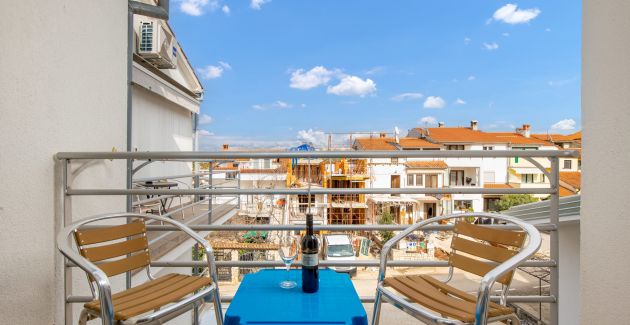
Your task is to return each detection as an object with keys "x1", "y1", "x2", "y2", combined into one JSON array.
[
  {"x1": 405, "y1": 161, "x2": 448, "y2": 169},
  {"x1": 559, "y1": 185, "x2": 578, "y2": 197},
  {"x1": 532, "y1": 131, "x2": 582, "y2": 143},
  {"x1": 398, "y1": 138, "x2": 441, "y2": 148},
  {"x1": 413, "y1": 127, "x2": 552, "y2": 145},
  {"x1": 483, "y1": 183, "x2": 513, "y2": 189},
  {"x1": 354, "y1": 137, "x2": 439, "y2": 150},
  {"x1": 559, "y1": 172, "x2": 581, "y2": 189}
]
